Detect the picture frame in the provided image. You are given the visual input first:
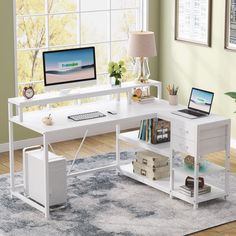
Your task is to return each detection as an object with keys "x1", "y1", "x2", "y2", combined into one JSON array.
[
  {"x1": 175, "y1": 0, "x2": 212, "y2": 46},
  {"x1": 225, "y1": 0, "x2": 236, "y2": 50}
]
